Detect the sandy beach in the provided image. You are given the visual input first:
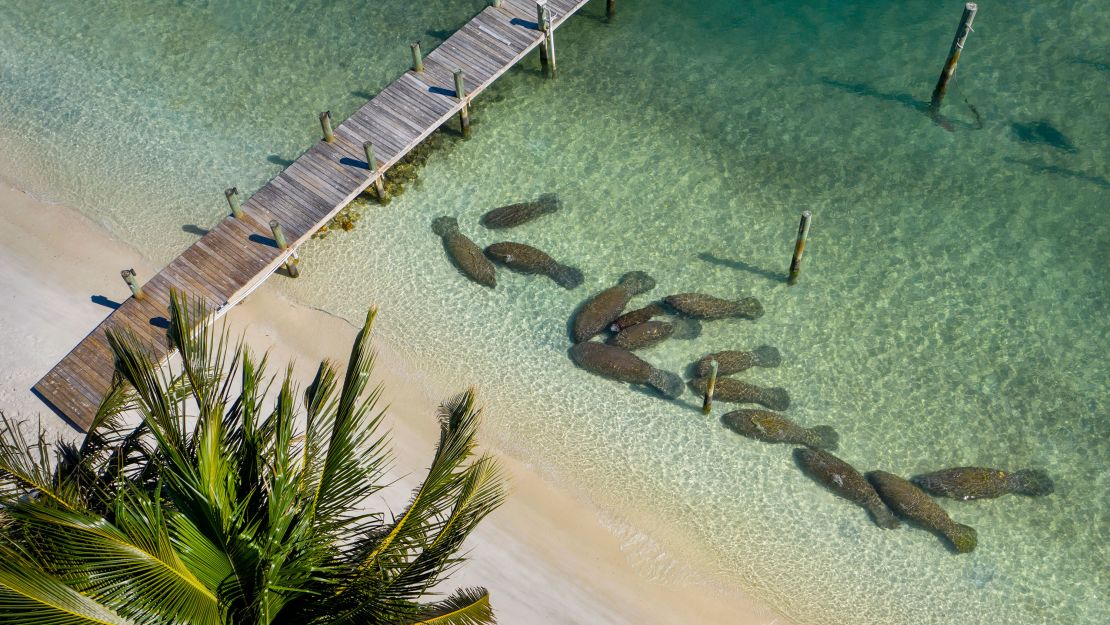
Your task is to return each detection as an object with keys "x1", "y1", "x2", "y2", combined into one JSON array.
[{"x1": 0, "y1": 179, "x2": 785, "y2": 625}]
